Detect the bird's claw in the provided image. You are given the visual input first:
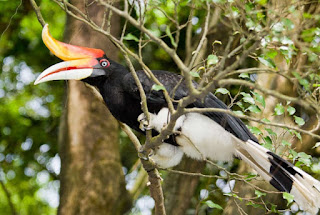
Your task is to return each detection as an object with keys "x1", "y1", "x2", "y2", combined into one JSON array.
[
  {"x1": 138, "y1": 113, "x2": 153, "y2": 131},
  {"x1": 138, "y1": 147, "x2": 154, "y2": 160},
  {"x1": 138, "y1": 151, "x2": 149, "y2": 160}
]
